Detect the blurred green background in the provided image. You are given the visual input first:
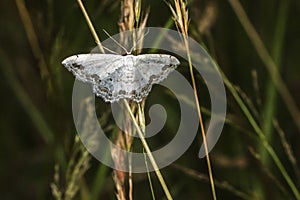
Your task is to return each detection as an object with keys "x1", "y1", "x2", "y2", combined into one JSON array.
[{"x1": 0, "y1": 0, "x2": 300, "y2": 199}]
